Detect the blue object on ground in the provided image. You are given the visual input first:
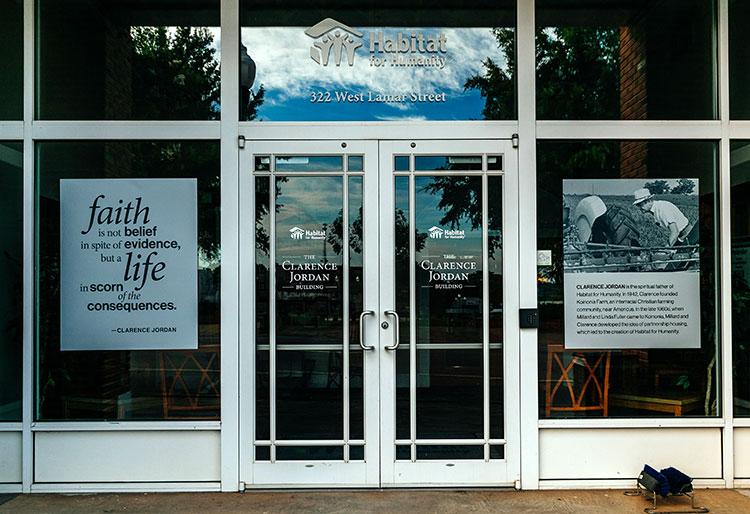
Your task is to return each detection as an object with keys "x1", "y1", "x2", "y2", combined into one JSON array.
[
  {"x1": 661, "y1": 466, "x2": 694, "y2": 495},
  {"x1": 642, "y1": 464, "x2": 671, "y2": 497}
]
